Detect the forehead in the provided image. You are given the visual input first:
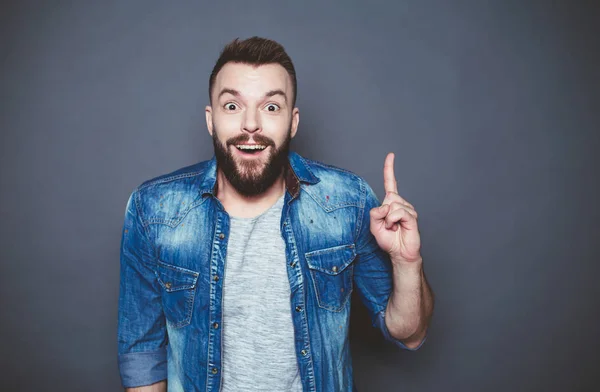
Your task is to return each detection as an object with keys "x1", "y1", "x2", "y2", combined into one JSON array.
[{"x1": 214, "y1": 62, "x2": 292, "y2": 99}]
